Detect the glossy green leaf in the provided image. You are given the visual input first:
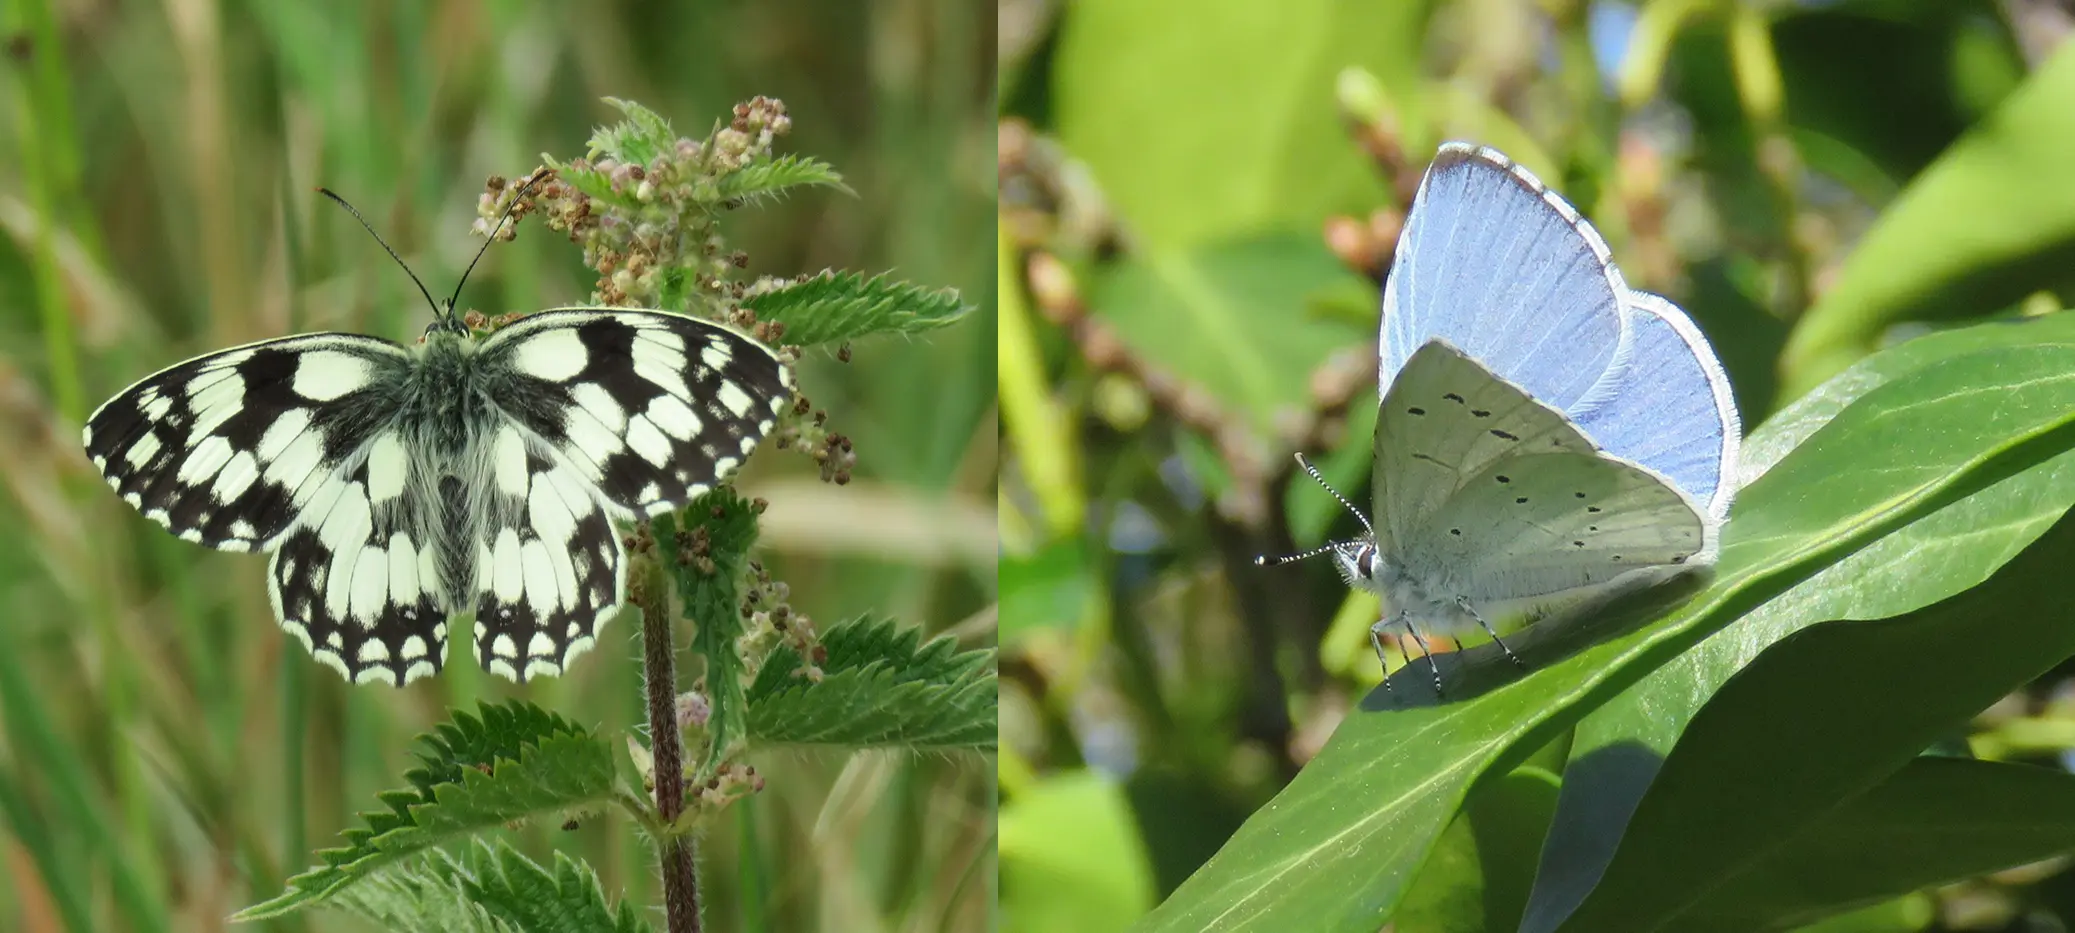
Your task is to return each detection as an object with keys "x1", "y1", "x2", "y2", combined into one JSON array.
[
  {"x1": 1526, "y1": 312, "x2": 2075, "y2": 931},
  {"x1": 1132, "y1": 334, "x2": 2075, "y2": 931},
  {"x1": 1396, "y1": 767, "x2": 1561, "y2": 933},
  {"x1": 1780, "y1": 42, "x2": 2075, "y2": 397},
  {"x1": 1555, "y1": 526, "x2": 2075, "y2": 931},
  {"x1": 1054, "y1": 0, "x2": 1435, "y2": 251}
]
